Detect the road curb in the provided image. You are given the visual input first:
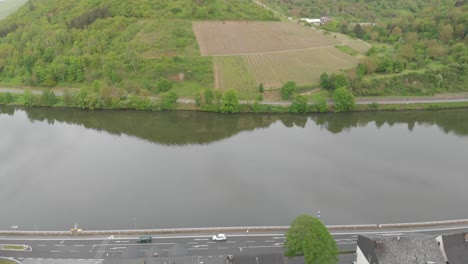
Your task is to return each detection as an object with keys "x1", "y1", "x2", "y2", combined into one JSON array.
[{"x1": 0, "y1": 219, "x2": 467, "y2": 236}]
